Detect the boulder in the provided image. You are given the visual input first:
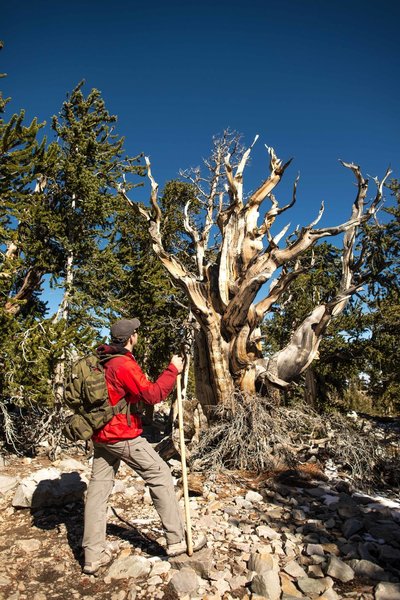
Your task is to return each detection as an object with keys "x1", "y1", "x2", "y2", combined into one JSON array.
[
  {"x1": 0, "y1": 475, "x2": 18, "y2": 494},
  {"x1": 12, "y1": 468, "x2": 86, "y2": 508}
]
